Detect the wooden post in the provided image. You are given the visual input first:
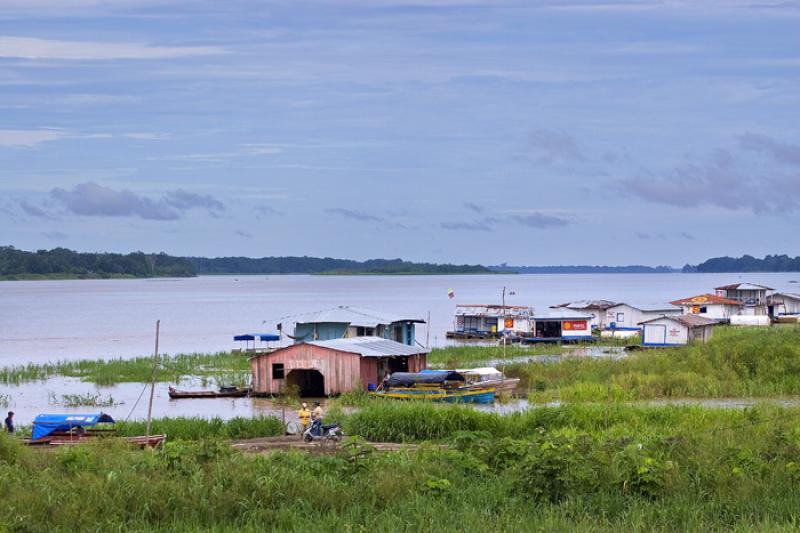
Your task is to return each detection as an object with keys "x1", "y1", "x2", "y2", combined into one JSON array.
[{"x1": 145, "y1": 320, "x2": 160, "y2": 438}]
